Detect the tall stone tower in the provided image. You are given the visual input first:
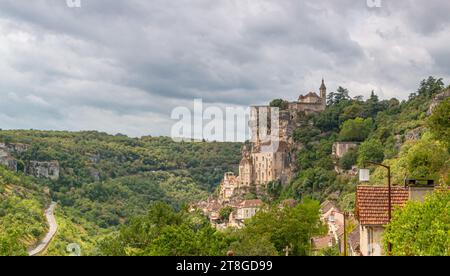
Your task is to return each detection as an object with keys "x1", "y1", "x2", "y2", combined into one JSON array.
[{"x1": 320, "y1": 78, "x2": 327, "y2": 106}]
